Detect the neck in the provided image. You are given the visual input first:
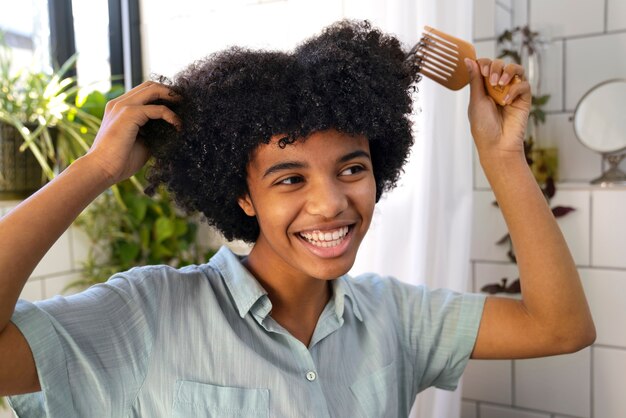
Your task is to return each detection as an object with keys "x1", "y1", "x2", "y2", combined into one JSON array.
[{"x1": 242, "y1": 246, "x2": 332, "y2": 346}]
